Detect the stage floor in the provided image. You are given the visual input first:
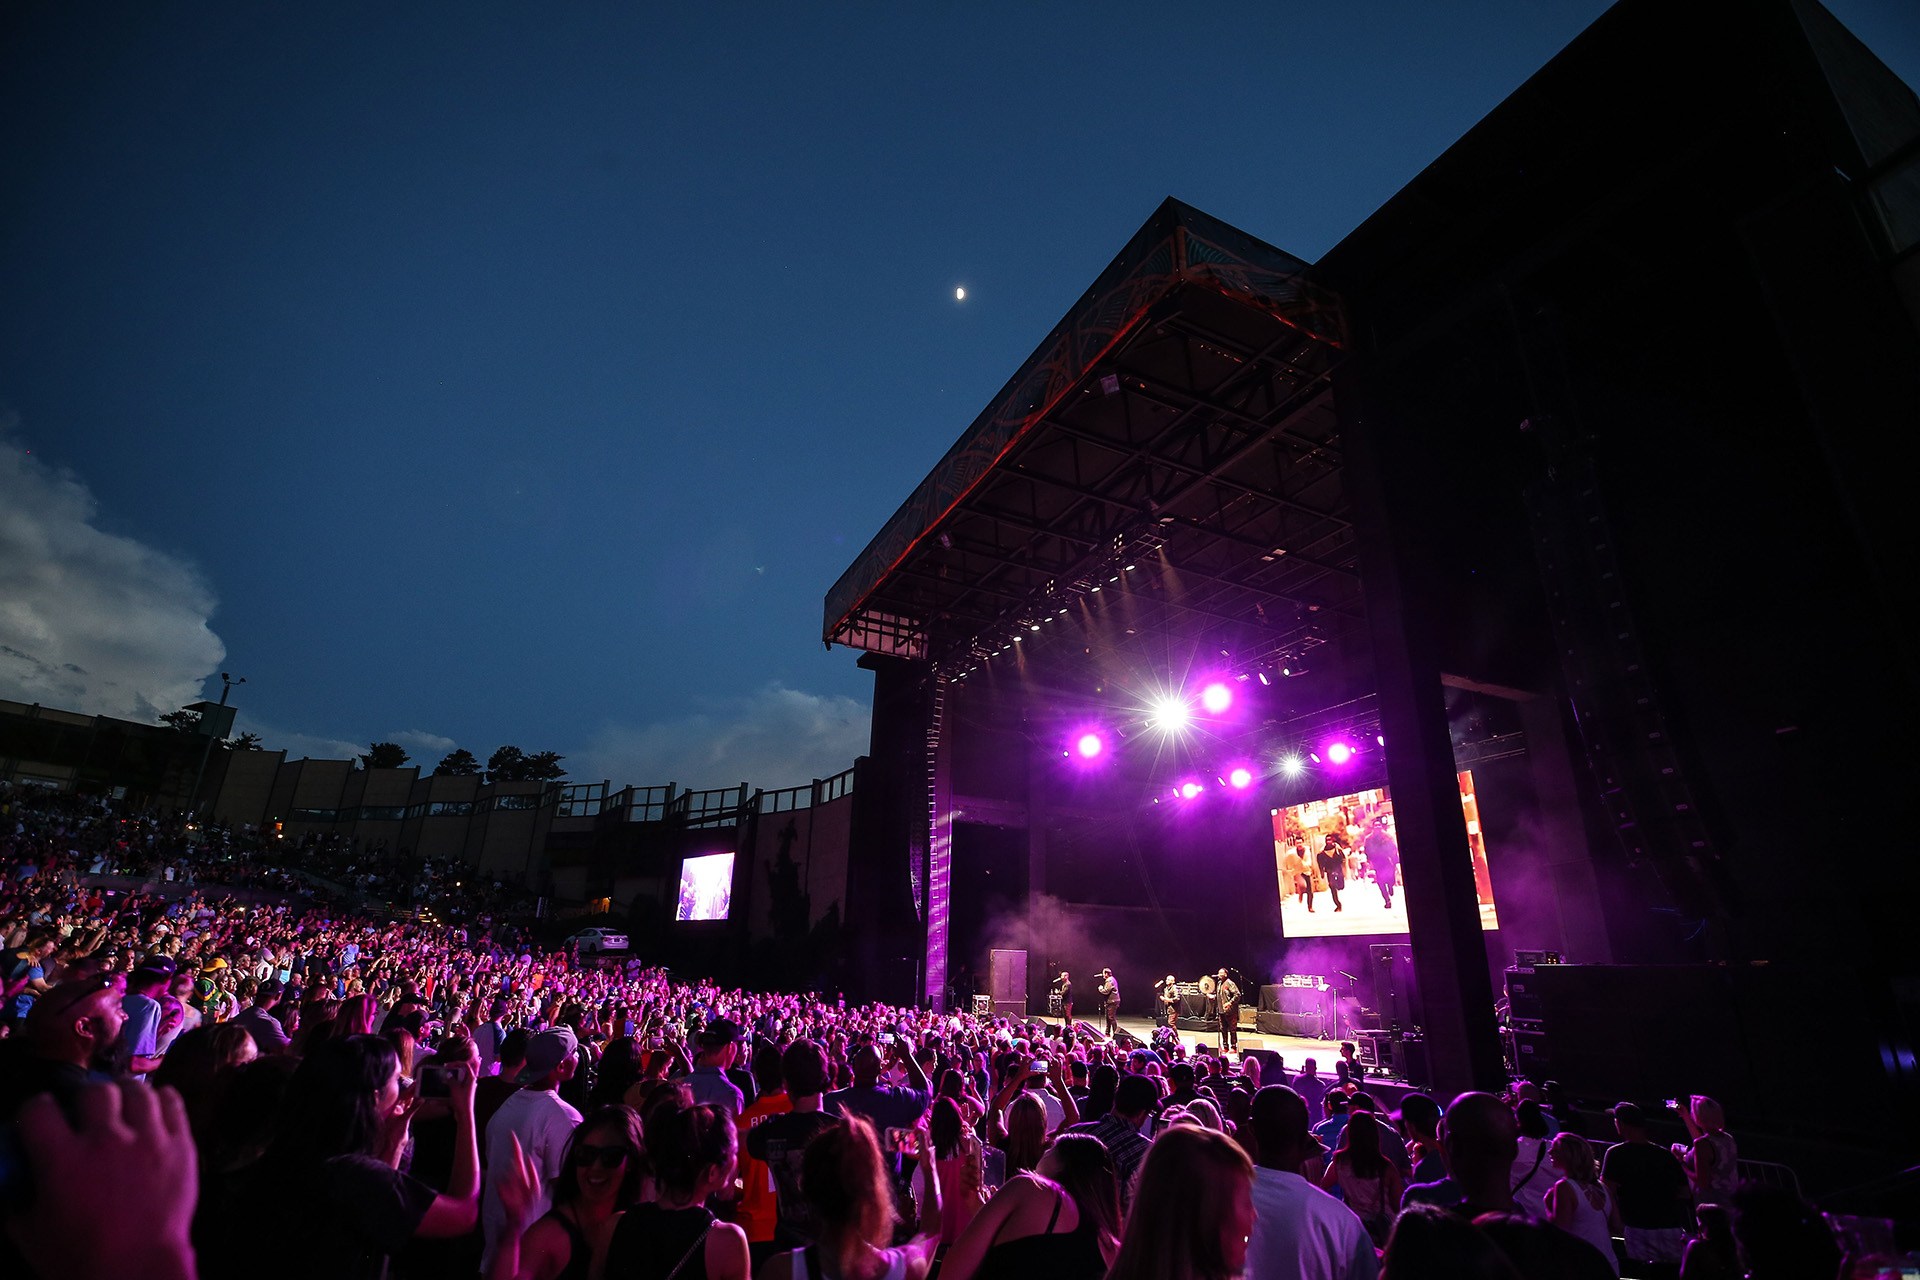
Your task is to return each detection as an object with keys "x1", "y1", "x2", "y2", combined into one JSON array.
[{"x1": 1073, "y1": 1014, "x2": 1348, "y2": 1066}]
